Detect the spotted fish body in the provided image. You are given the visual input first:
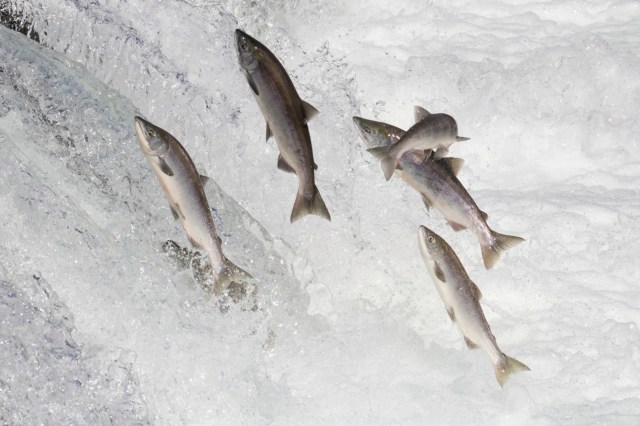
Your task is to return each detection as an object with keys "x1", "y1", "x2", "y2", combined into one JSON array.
[
  {"x1": 418, "y1": 226, "x2": 529, "y2": 387},
  {"x1": 353, "y1": 116, "x2": 524, "y2": 269},
  {"x1": 235, "y1": 29, "x2": 330, "y2": 223},
  {"x1": 134, "y1": 116, "x2": 251, "y2": 293}
]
